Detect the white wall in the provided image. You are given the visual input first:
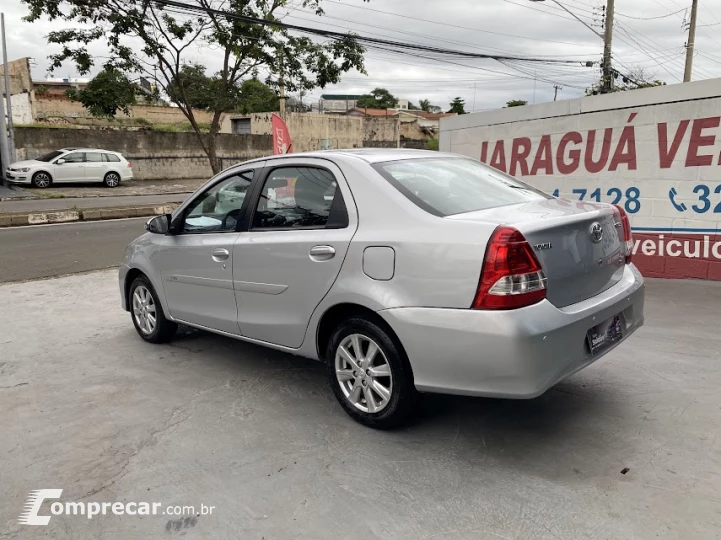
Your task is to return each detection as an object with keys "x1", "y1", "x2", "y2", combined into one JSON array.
[
  {"x1": 4, "y1": 92, "x2": 33, "y2": 125},
  {"x1": 439, "y1": 79, "x2": 721, "y2": 280}
]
